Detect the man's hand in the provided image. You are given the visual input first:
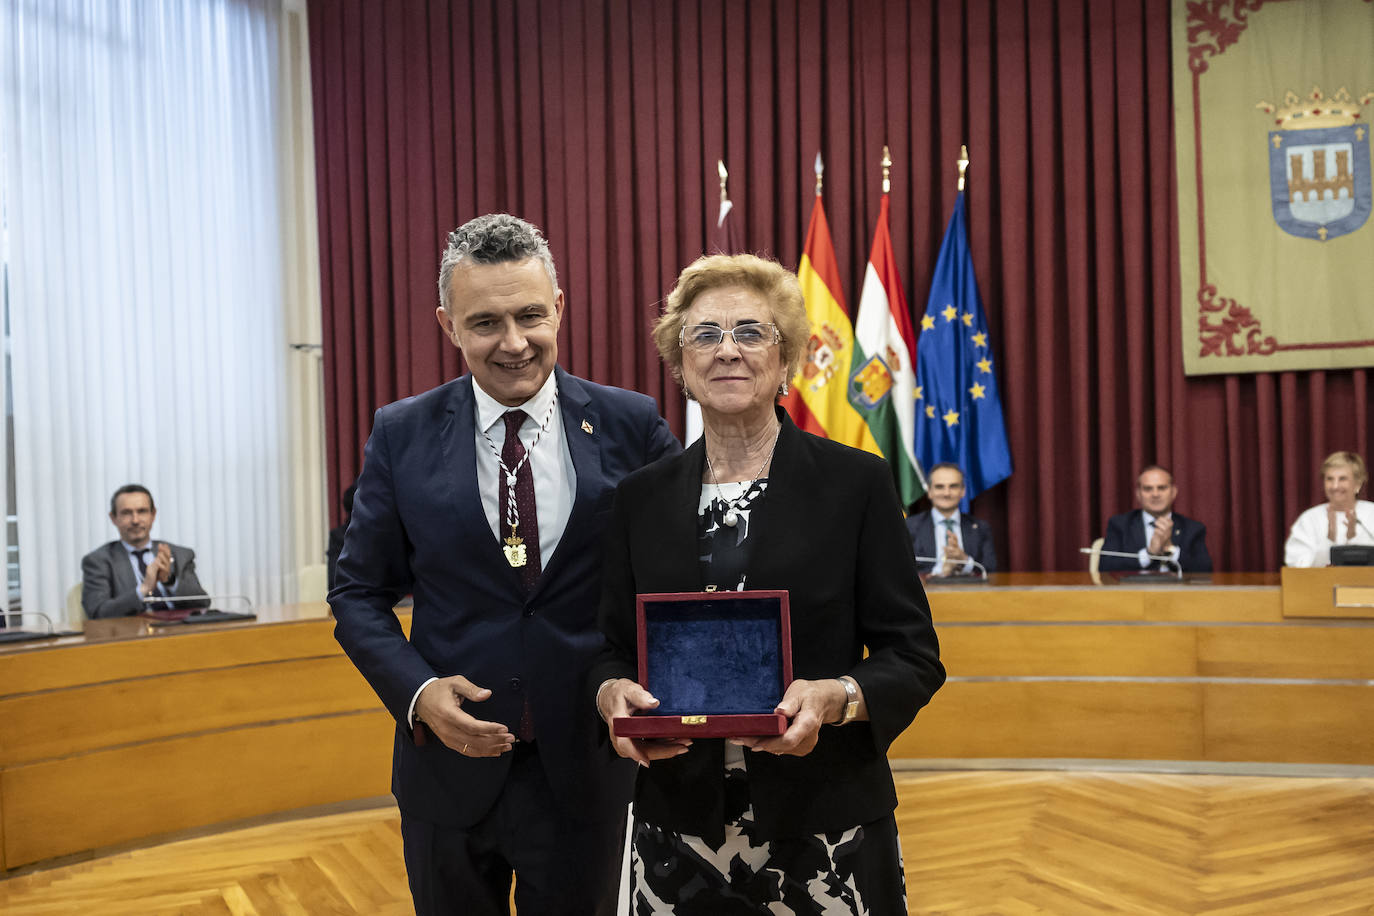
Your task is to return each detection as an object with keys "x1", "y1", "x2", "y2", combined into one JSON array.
[
  {"x1": 415, "y1": 675, "x2": 514, "y2": 757},
  {"x1": 1147, "y1": 516, "x2": 1173, "y2": 556},
  {"x1": 730, "y1": 678, "x2": 848, "y2": 758},
  {"x1": 143, "y1": 543, "x2": 173, "y2": 592},
  {"x1": 153, "y1": 543, "x2": 173, "y2": 582},
  {"x1": 941, "y1": 529, "x2": 969, "y2": 576},
  {"x1": 597, "y1": 678, "x2": 691, "y2": 766}
]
